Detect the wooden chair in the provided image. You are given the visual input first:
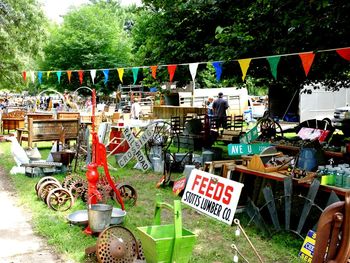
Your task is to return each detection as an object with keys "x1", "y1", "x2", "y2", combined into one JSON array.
[{"x1": 312, "y1": 192, "x2": 350, "y2": 263}]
